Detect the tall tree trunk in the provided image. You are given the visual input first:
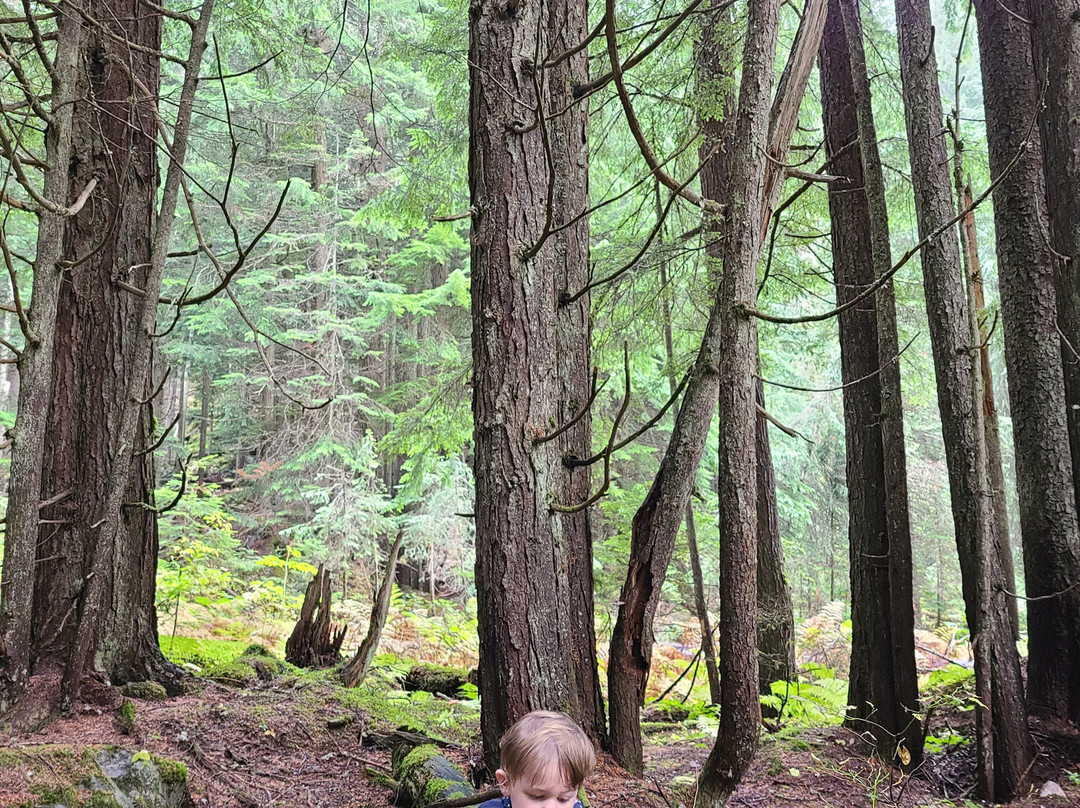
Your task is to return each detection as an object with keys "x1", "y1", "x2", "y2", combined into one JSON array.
[
  {"x1": 1028, "y1": 0, "x2": 1080, "y2": 727},
  {"x1": 199, "y1": 368, "x2": 211, "y2": 457},
  {"x1": 469, "y1": 0, "x2": 604, "y2": 770},
  {"x1": 958, "y1": 184, "x2": 1019, "y2": 641},
  {"x1": 755, "y1": 378, "x2": 794, "y2": 695},
  {"x1": 30, "y1": 0, "x2": 174, "y2": 694},
  {"x1": 893, "y1": 0, "x2": 1033, "y2": 797},
  {"x1": 694, "y1": 2, "x2": 779, "y2": 805},
  {"x1": 820, "y1": 0, "x2": 921, "y2": 767},
  {"x1": 603, "y1": 0, "x2": 739, "y2": 773},
  {"x1": 0, "y1": 7, "x2": 84, "y2": 715},
  {"x1": 658, "y1": 210, "x2": 721, "y2": 707},
  {"x1": 60, "y1": 0, "x2": 214, "y2": 712}
]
